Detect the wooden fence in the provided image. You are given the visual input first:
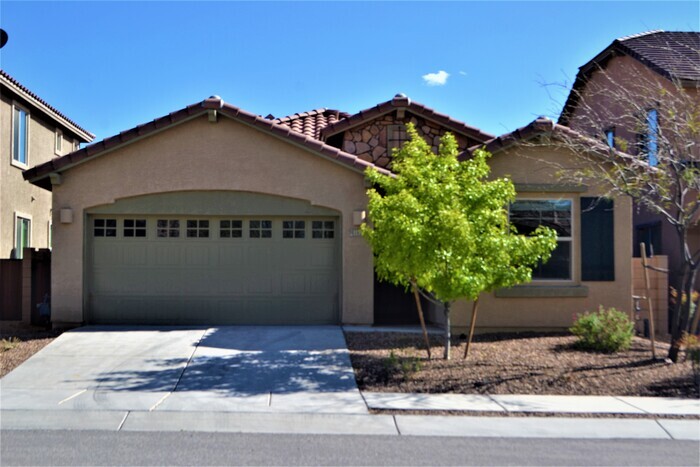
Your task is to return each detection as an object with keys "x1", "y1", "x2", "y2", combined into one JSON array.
[{"x1": 0, "y1": 249, "x2": 51, "y2": 324}]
